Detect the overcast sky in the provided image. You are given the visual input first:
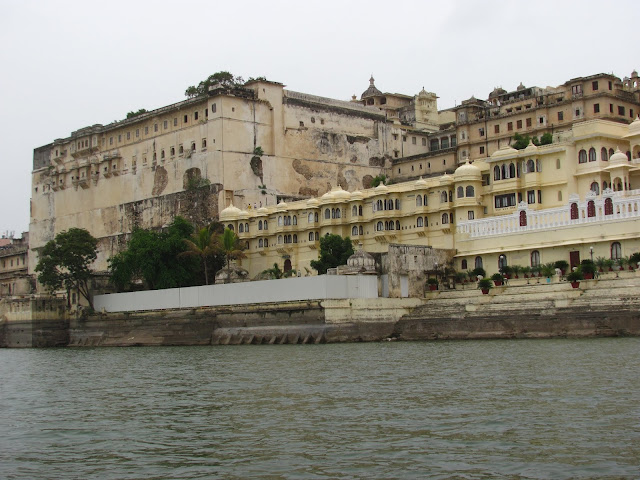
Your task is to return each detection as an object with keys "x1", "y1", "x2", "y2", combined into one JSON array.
[{"x1": 0, "y1": 0, "x2": 637, "y2": 236}]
